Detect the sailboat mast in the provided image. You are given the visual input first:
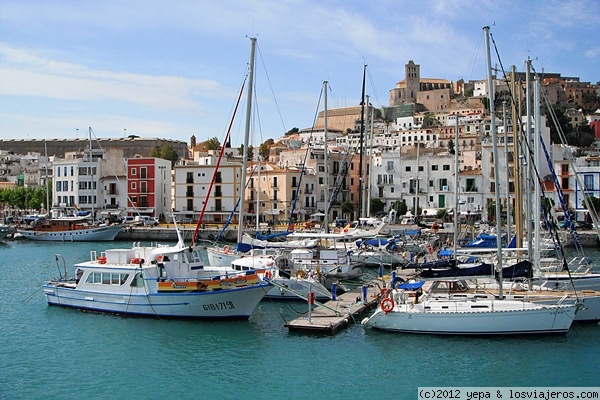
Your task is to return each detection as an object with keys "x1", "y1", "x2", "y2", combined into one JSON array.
[
  {"x1": 237, "y1": 37, "x2": 256, "y2": 245},
  {"x1": 525, "y1": 59, "x2": 533, "y2": 262},
  {"x1": 89, "y1": 127, "x2": 94, "y2": 222},
  {"x1": 362, "y1": 95, "x2": 370, "y2": 218},
  {"x1": 323, "y1": 80, "x2": 329, "y2": 232},
  {"x1": 484, "y1": 26, "x2": 503, "y2": 297},
  {"x1": 453, "y1": 116, "x2": 459, "y2": 257},
  {"x1": 503, "y1": 101, "x2": 511, "y2": 245},
  {"x1": 533, "y1": 76, "x2": 541, "y2": 275},
  {"x1": 358, "y1": 64, "x2": 366, "y2": 219},
  {"x1": 44, "y1": 139, "x2": 49, "y2": 215},
  {"x1": 367, "y1": 97, "x2": 375, "y2": 217}
]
